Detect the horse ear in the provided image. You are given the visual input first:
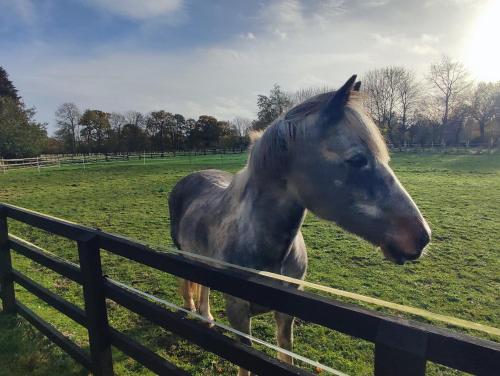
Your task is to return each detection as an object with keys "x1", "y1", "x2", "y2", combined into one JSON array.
[
  {"x1": 353, "y1": 81, "x2": 361, "y2": 91},
  {"x1": 325, "y1": 74, "x2": 357, "y2": 113}
]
